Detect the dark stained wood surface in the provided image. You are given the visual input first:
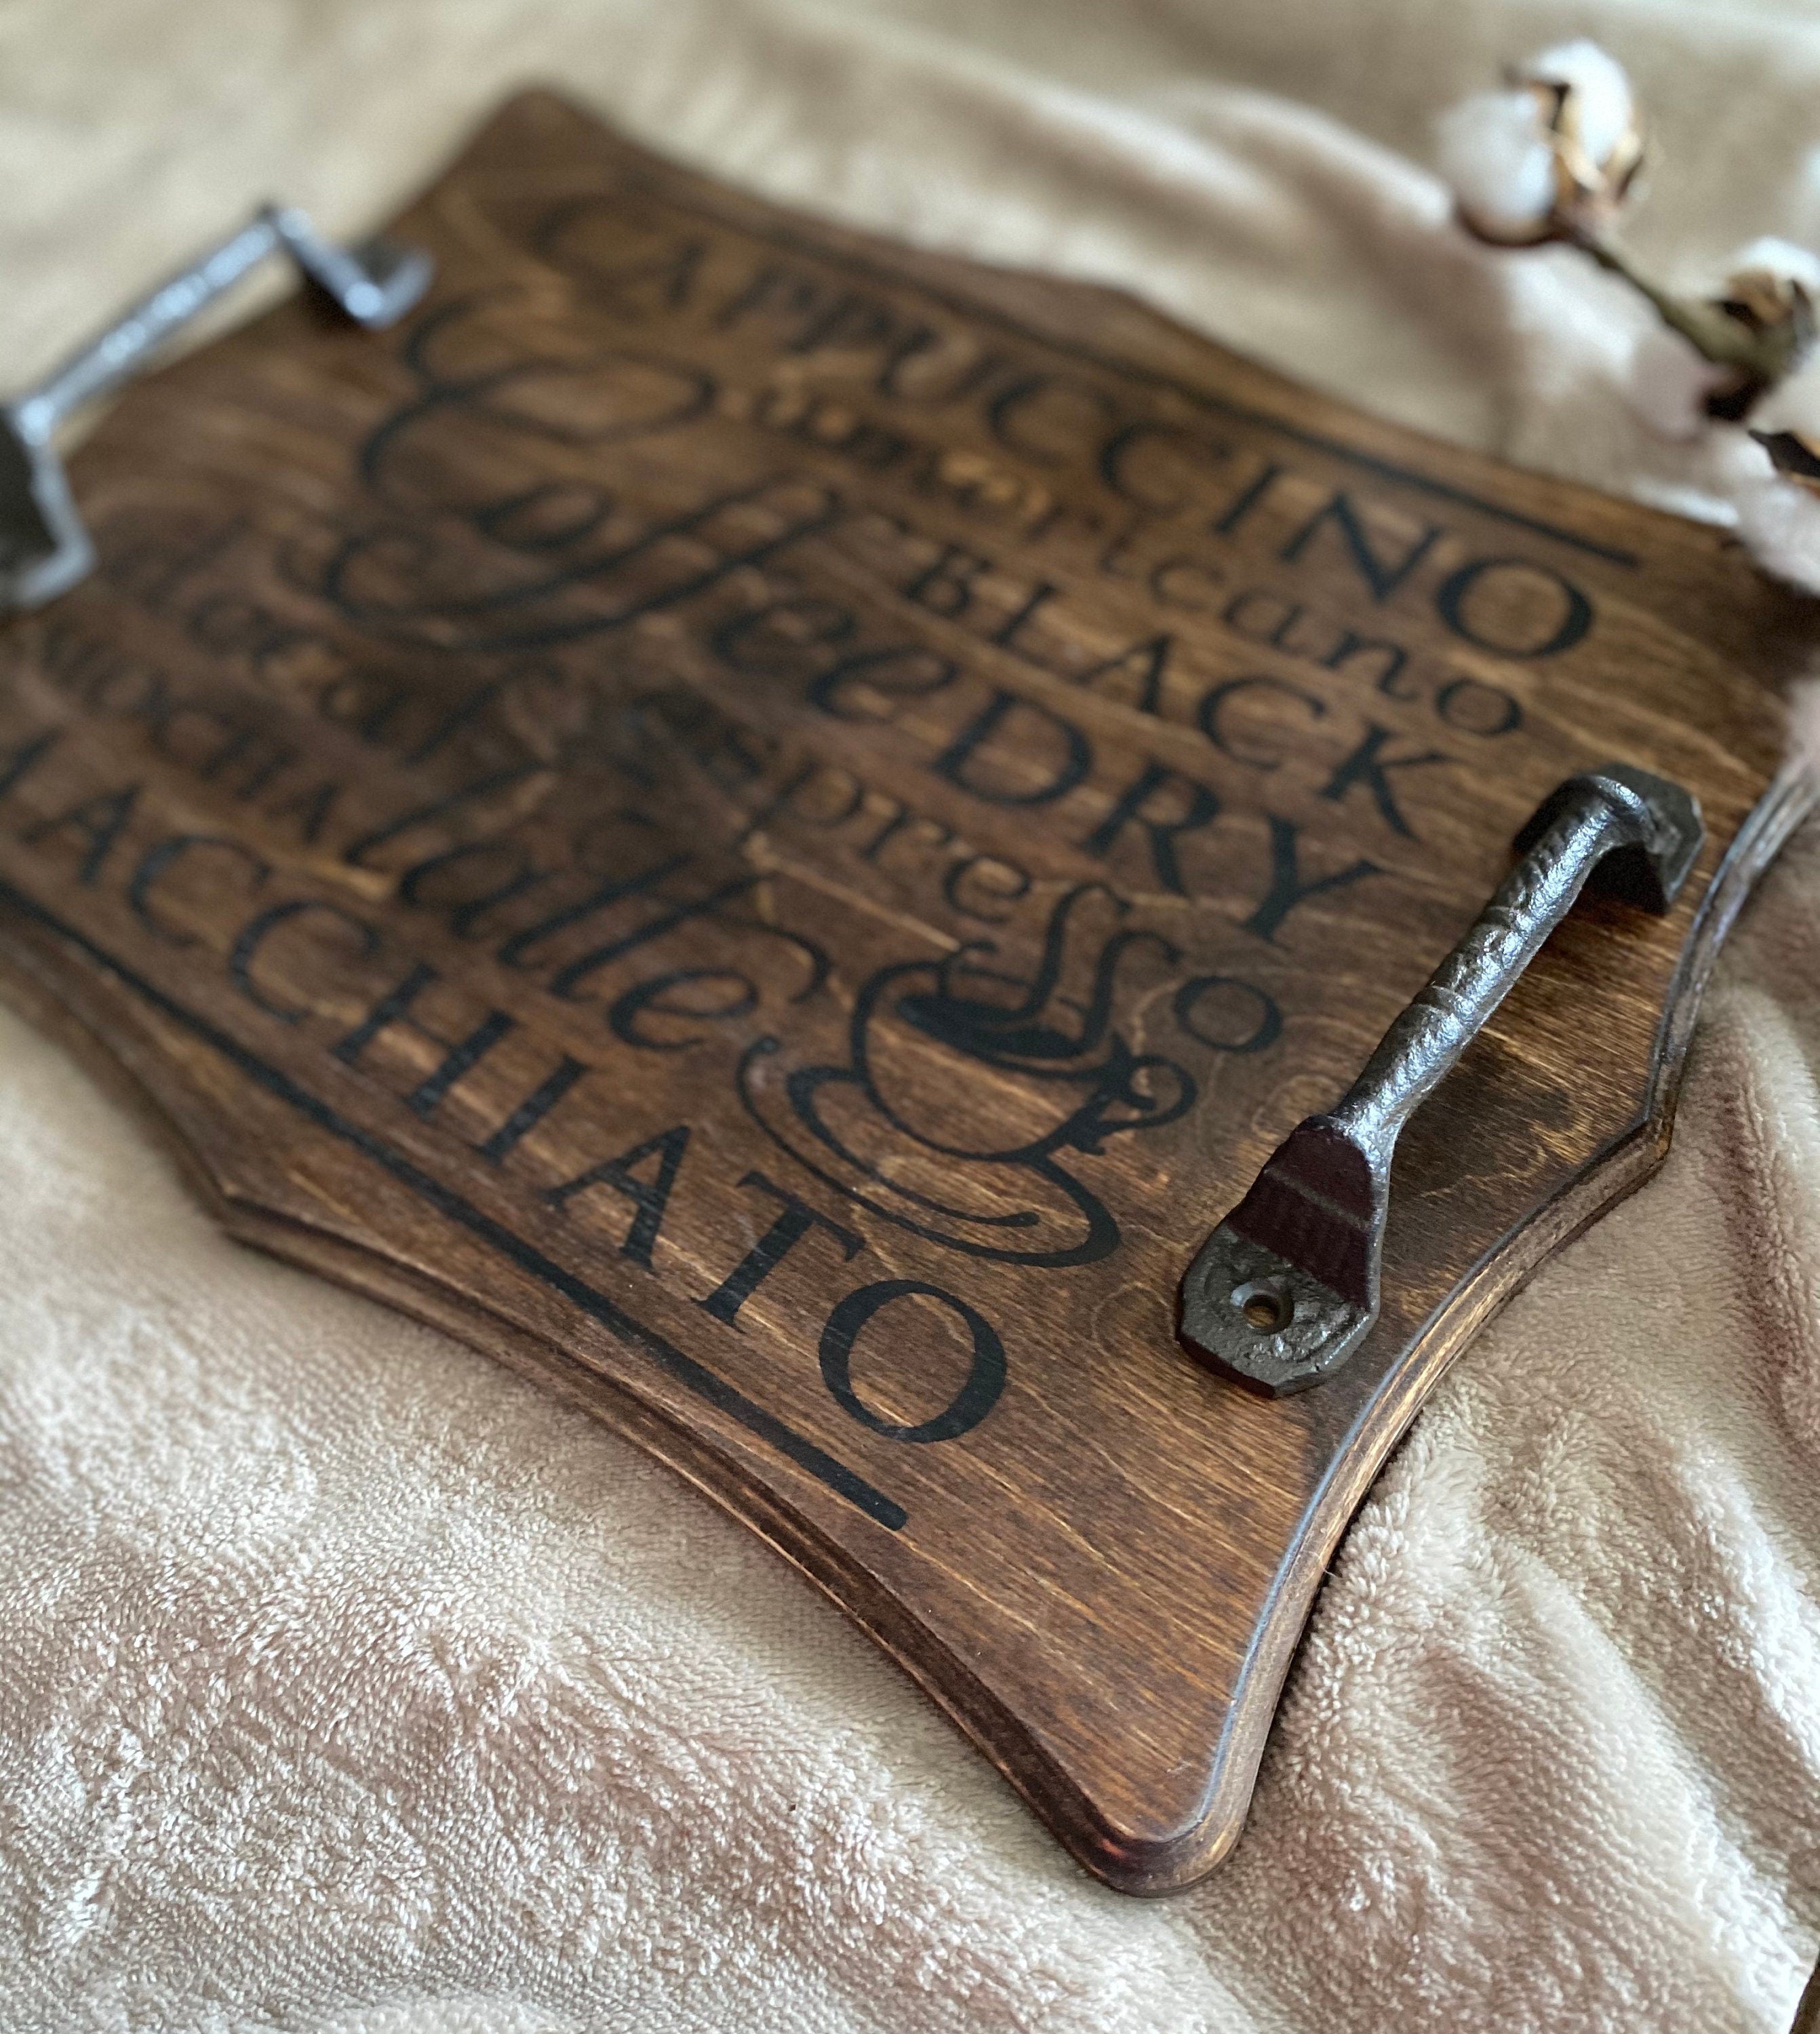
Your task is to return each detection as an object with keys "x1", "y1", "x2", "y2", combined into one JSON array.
[{"x1": 0, "y1": 91, "x2": 1809, "y2": 1893}]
